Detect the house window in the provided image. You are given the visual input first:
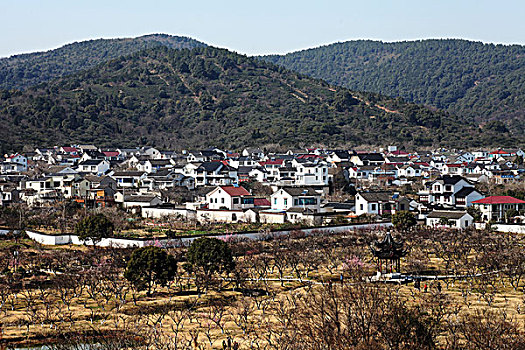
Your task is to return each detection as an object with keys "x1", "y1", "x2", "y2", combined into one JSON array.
[
  {"x1": 221, "y1": 198, "x2": 225, "y2": 204},
  {"x1": 233, "y1": 198, "x2": 239, "y2": 204},
  {"x1": 360, "y1": 204, "x2": 364, "y2": 210},
  {"x1": 284, "y1": 199, "x2": 288, "y2": 206},
  {"x1": 371, "y1": 204, "x2": 377, "y2": 211},
  {"x1": 274, "y1": 198, "x2": 277, "y2": 205}
]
